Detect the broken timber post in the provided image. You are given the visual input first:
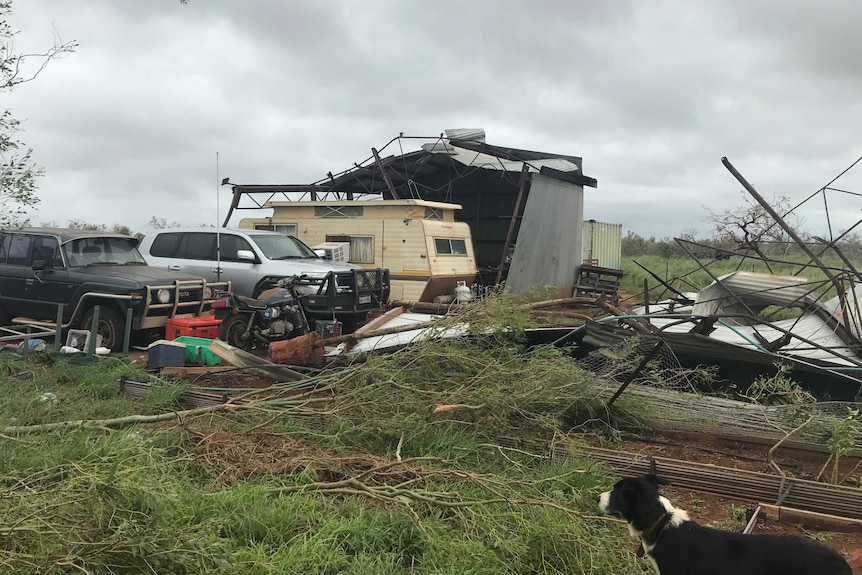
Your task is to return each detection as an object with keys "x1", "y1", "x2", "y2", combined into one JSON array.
[
  {"x1": 270, "y1": 332, "x2": 325, "y2": 367},
  {"x1": 372, "y1": 147, "x2": 400, "y2": 200},
  {"x1": 208, "y1": 339, "x2": 304, "y2": 381},
  {"x1": 594, "y1": 299, "x2": 658, "y2": 336},
  {"x1": 496, "y1": 164, "x2": 531, "y2": 285}
]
